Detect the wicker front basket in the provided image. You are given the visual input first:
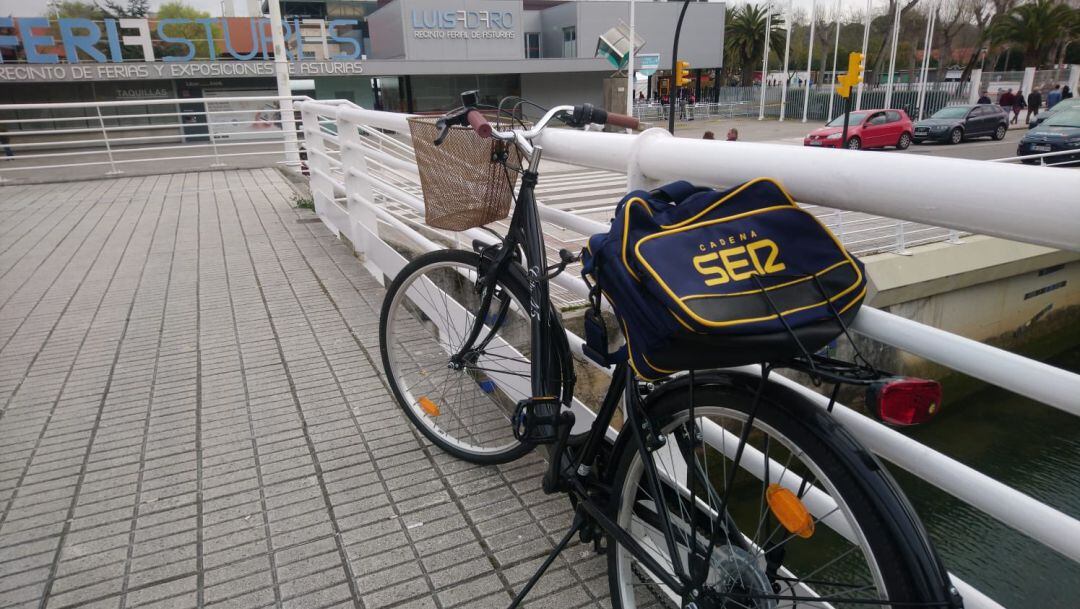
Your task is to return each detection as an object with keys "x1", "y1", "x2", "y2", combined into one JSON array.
[{"x1": 407, "y1": 116, "x2": 521, "y2": 232}]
